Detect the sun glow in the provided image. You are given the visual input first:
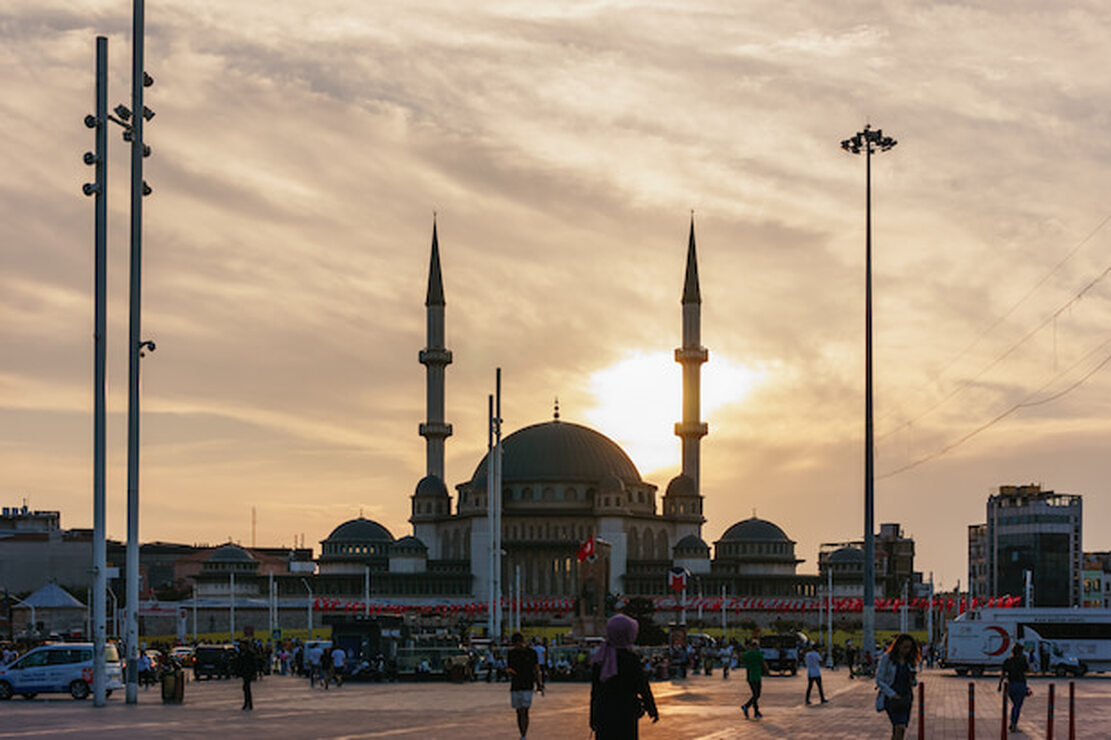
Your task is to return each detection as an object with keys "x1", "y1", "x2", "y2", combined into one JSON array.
[{"x1": 584, "y1": 350, "x2": 763, "y2": 476}]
